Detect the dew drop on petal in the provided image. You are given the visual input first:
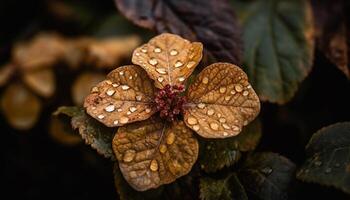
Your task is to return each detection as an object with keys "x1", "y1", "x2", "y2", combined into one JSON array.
[
  {"x1": 159, "y1": 144, "x2": 167, "y2": 154},
  {"x1": 210, "y1": 123, "x2": 219, "y2": 130},
  {"x1": 170, "y1": 49, "x2": 178, "y2": 56},
  {"x1": 106, "y1": 89, "x2": 115, "y2": 96},
  {"x1": 154, "y1": 47, "x2": 162, "y2": 53},
  {"x1": 166, "y1": 132, "x2": 176, "y2": 145},
  {"x1": 174, "y1": 61, "x2": 183, "y2": 68},
  {"x1": 105, "y1": 105, "x2": 115, "y2": 112},
  {"x1": 123, "y1": 150, "x2": 136, "y2": 162},
  {"x1": 156, "y1": 68, "x2": 167, "y2": 74},
  {"x1": 235, "y1": 84, "x2": 243, "y2": 92},
  {"x1": 187, "y1": 61, "x2": 196, "y2": 69},
  {"x1": 149, "y1": 58, "x2": 158, "y2": 65},
  {"x1": 202, "y1": 77, "x2": 209, "y2": 84},
  {"x1": 150, "y1": 159, "x2": 159, "y2": 171},
  {"x1": 187, "y1": 117, "x2": 198, "y2": 125},
  {"x1": 207, "y1": 109, "x2": 215, "y2": 116},
  {"x1": 120, "y1": 117, "x2": 129, "y2": 124}
]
